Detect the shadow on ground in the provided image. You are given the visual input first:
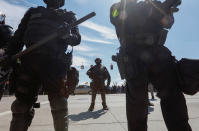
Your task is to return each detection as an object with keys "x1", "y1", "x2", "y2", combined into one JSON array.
[
  {"x1": 68, "y1": 109, "x2": 106, "y2": 121},
  {"x1": 148, "y1": 106, "x2": 154, "y2": 114},
  {"x1": 150, "y1": 98, "x2": 158, "y2": 101}
]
